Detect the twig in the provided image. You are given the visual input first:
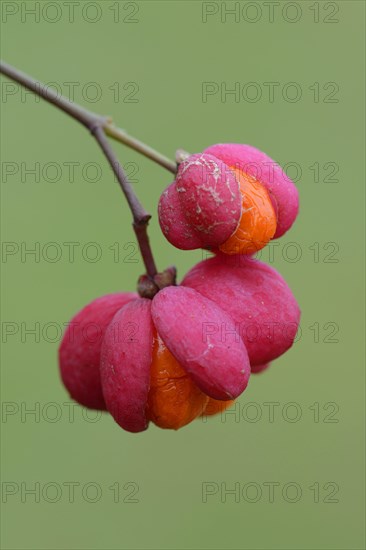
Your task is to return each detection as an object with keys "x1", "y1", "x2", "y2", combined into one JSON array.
[
  {"x1": 93, "y1": 126, "x2": 157, "y2": 277},
  {"x1": 0, "y1": 60, "x2": 160, "y2": 279},
  {"x1": 0, "y1": 61, "x2": 176, "y2": 173}
]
